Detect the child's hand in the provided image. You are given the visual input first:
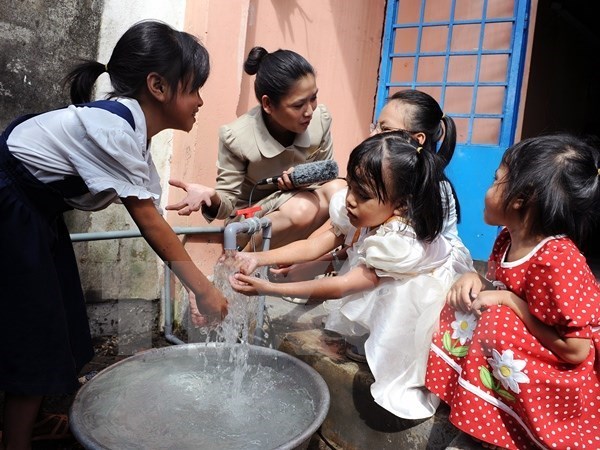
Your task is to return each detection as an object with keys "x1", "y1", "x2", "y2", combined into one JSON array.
[
  {"x1": 470, "y1": 290, "x2": 507, "y2": 318},
  {"x1": 233, "y1": 252, "x2": 260, "y2": 275},
  {"x1": 270, "y1": 260, "x2": 332, "y2": 282},
  {"x1": 229, "y1": 273, "x2": 271, "y2": 296},
  {"x1": 166, "y1": 179, "x2": 216, "y2": 216},
  {"x1": 446, "y1": 272, "x2": 483, "y2": 312},
  {"x1": 188, "y1": 289, "x2": 228, "y2": 327}
]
